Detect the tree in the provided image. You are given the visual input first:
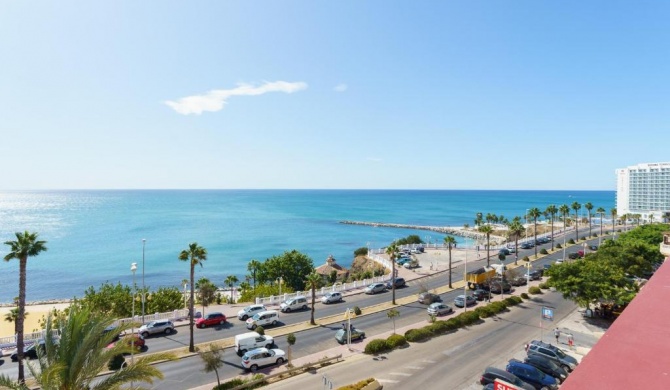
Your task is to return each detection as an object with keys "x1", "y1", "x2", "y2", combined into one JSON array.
[
  {"x1": 387, "y1": 308, "x2": 400, "y2": 334},
  {"x1": 247, "y1": 259, "x2": 262, "y2": 296},
  {"x1": 305, "y1": 272, "x2": 321, "y2": 325},
  {"x1": 178, "y1": 242, "x2": 208, "y2": 353},
  {"x1": 4, "y1": 308, "x2": 27, "y2": 334},
  {"x1": 545, "y1": 205, "x2": 558, "y2": 251},
  {"x1": 507, "y1": 218, "x2": 525, "y2": 265},
  {"x1": 195, "y1": 277, "x2": 217, "y2": 315},
  {"x1": 224, "y1": 275, "x2": 239, "y2": 304},
  {"x1": 81, "y1": 282, "x2": 134, "y2": 318},
  {"x1": 477, "y1": 224, "x2": 493, "y2": 266},
  {"x1": 474, "y1": 212, "x2": 483, "y2": 227},
  {"x1": 571, "y1": 202, "x2": 581, "y2": 241},
  {"x1": 147, "y1": 286, "x2": 185, "y2": 313},
  {"x1": 258, "y1": 250, "x2": 314, "y2": 291},
  {"x1": 443, "y1": 236, "x2": 456, "y2": 288},
  {"x1": 597, "y1": 207, "x2": 606, "y2": 237},
  {"x1": 528, "y1": 208, "x2": 541, "y2": 258},
  {"x1": 0, "y1": 304, "x2": 175, "y2": 390},
  {"x1": 200, "y1": 343, "x2": 224, "y2": 387},
  {"x1": 385, "y1": 243, "x2": 400, "y2": 305},
  {"x1": 3, "y1": 231, "x2": 47, "y2": 384},
  {"x1": 585, "y1": 202, "x2": 594, "y2": 238},
  {"x1": 611, "y1": 207, "x2": 618, "y2": 232},
  {"x1": 286, "y1": 333, "x2": 296, "y2": 366}
]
